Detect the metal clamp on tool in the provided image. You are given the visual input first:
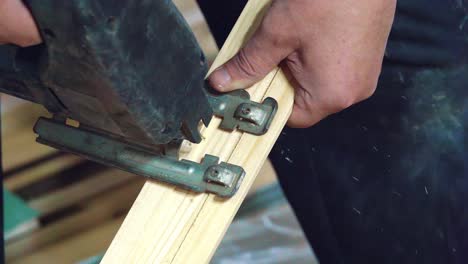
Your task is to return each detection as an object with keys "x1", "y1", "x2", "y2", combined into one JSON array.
[
  {"x1": 208, "y1": 90, "x2": 278, "y2": 135},
  {"x1": 0, "y1": 0, "x2": 278, "y2": 198},
  {"x1": 34, "y1": 118, "x2": 246, "y2": 198}
]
